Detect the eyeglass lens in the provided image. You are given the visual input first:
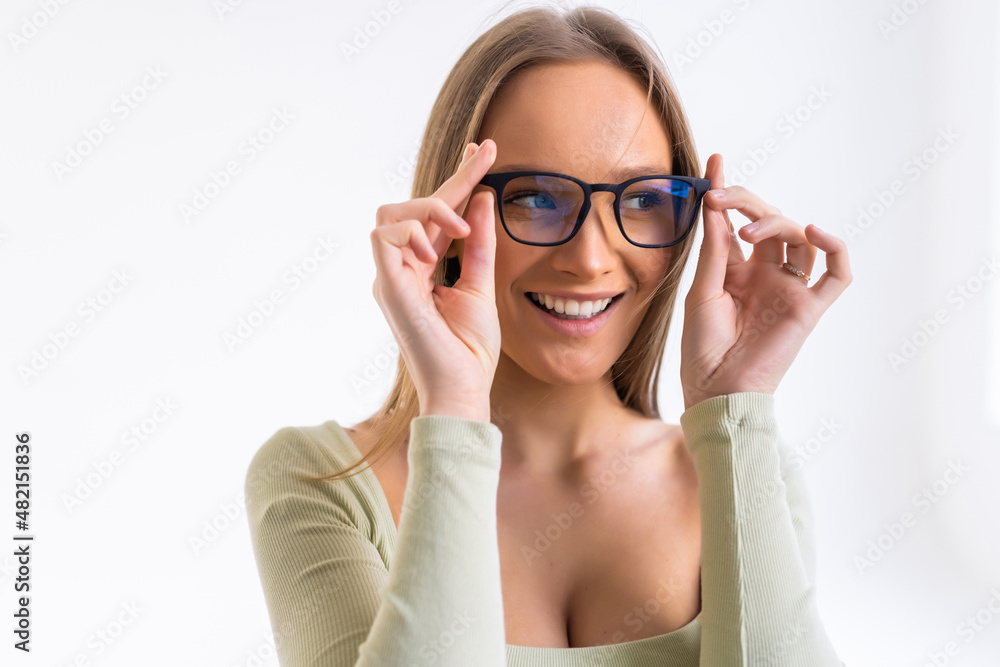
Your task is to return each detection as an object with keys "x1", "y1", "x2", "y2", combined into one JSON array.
[{"x1": 500, "y1": 175, "x2": 698, "y2": 246}]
